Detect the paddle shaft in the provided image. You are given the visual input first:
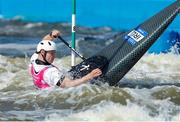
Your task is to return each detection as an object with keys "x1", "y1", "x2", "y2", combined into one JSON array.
[{"x1": 58, "y1": 36, "x2": 86, "y2": 60}]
